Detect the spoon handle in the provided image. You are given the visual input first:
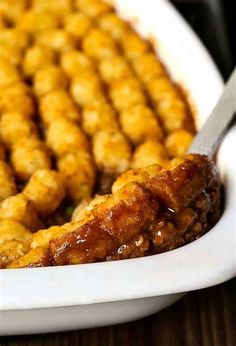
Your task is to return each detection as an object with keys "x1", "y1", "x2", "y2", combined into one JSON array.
[{"x1": 188, "y1": 67, "x2": 236, "y2": 157}]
